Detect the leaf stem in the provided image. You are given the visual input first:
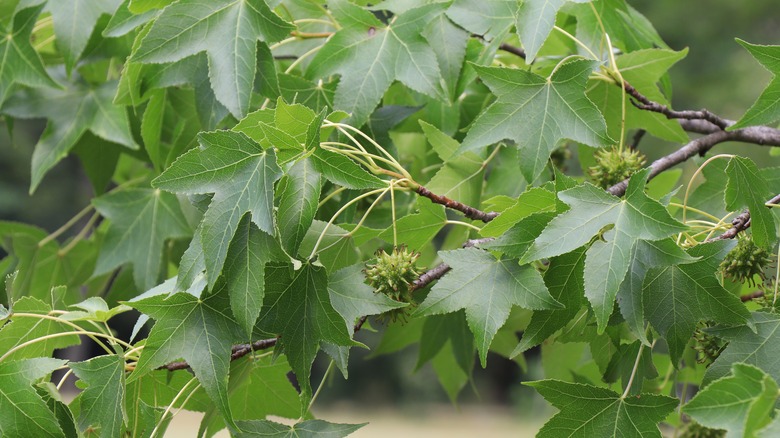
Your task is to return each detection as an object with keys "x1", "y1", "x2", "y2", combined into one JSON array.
[
  {"x1": 553, "y1": 26, "x2": 599, "y2": 61},
  {"x1": 0, "y1": 330, "x2": 120, "y2": 362},
  {"x1": 56, "y1": 368, "x2": 74, "y2": 390},
  {"x1": 307, "y1": 360, "x2": 335, "y2": 413},
  {"x1": 621, "y1": 335, "x2": 656, "y2": 399},
  {"x1": 308, "y1": 187, "x2": 390, "y2": 259},
  {"x1": 681, "y1": 154, "x2": 734, "y2": 225},
  {"x1": 59, "y1": 211, "x2": 100, "y2": 256},
  {"x1": 446, "y1": 220, "x2": 482, "y2": 232},
  {"x1": 39, "y1": 204, "x2": 94, "y2": 247},
  {"x1": 150, "y1": 377, "x2": 199, "y2": 438}
]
